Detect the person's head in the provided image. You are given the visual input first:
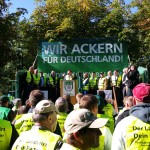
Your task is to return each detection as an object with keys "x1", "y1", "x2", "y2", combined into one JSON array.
[
  {"x1": 97, "y1": 91, "x2": 106, "y2": 112},
  {"x1": 91, "y1": 72, "x2": 96, "y2": 78},
  {"x1": 13, "y1": 98, "x2": 22, "y2": 108},
  {"x1": 83, "y1": 72, "x2": 88, "y2": 78},
  {"x1": 76, "y1": 93, "x2": 83, "y2": 103},
  {"x1": 114, "y1": 70, "x2": 119, "y2": 76},
  {"x1": 17, "y1": 105, "x2": 28, "y2": 114},
  {"x1": 55, "y1": 97, "x2": 68, "y2": 113},
  {"x1": 67, "y1": 70, "x2": 72, "y2": 76},
  {"x1": 107, "y1": 71, "x2": 112, "y2": 76},
  {"x1": 34, "y1": 69, "x2": 38, "y2": 75},
  {"x1": 130, "y1": 65, "x2": 137, "y2": 71},
  {"x1": 123, "y1": 68, "x2": 128, "y2": 74},
  {"x1": 33, "y1": 100, "x2": 59, "y2": 132},
  {"x1": 39, "y1": 71, "x2": 43, "y2": 76},
  {"x1": 63, "y1": 94, "x2": 71, "y2": 103},
  {"x1": 29, "y1": 66, "x2": 34, "y2": 74},
  {"x1": 0, "y1": 95, "x2": 9, "y2": 107},
  {"x1": 79, "y1": 94, "x2": 98, "y2": 116},
  {"x1": 28, "y1": 90, "x2": 44, "y2": 107},
  {"x1": 99, "y1": 72, "x2": 104, "y2": 78},
  {"x1": 132, "y1": 83, "x2": 150, "y2": 105},
  {"x1": 123, "y1": 96, "x2": 133, "y2": 109},
  {"x1": 51, "y1": 71, "x2": 56, "y2": 77},
  {"x1": 64, "y1": 109, "x2": 108, "y2": 149}
]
